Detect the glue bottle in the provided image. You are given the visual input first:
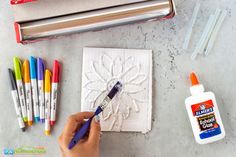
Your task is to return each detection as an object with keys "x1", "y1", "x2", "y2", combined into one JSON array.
[{"x1": 185, "y1": 72, "x2": 225, "y2": 144}]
